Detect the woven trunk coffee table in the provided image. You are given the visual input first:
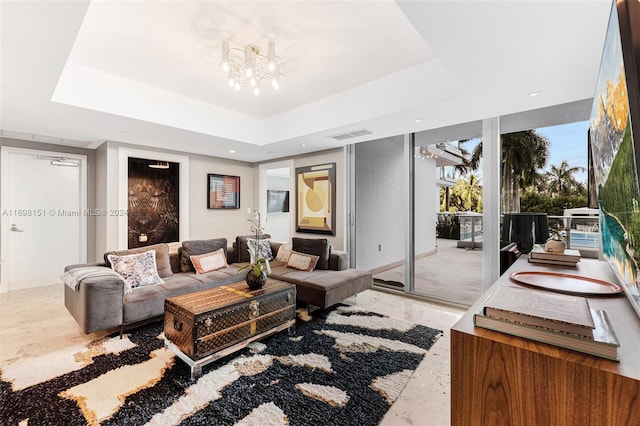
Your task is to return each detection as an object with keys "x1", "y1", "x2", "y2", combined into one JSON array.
[{"x1": 164, "y1": 278, "x2": 296, "y2": 379}]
